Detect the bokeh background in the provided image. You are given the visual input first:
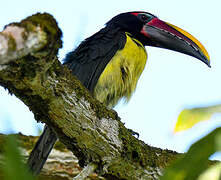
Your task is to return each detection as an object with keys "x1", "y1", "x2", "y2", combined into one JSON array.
[{"x1": 0, "y1": 0, "x2": 220, "y2": 160}]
